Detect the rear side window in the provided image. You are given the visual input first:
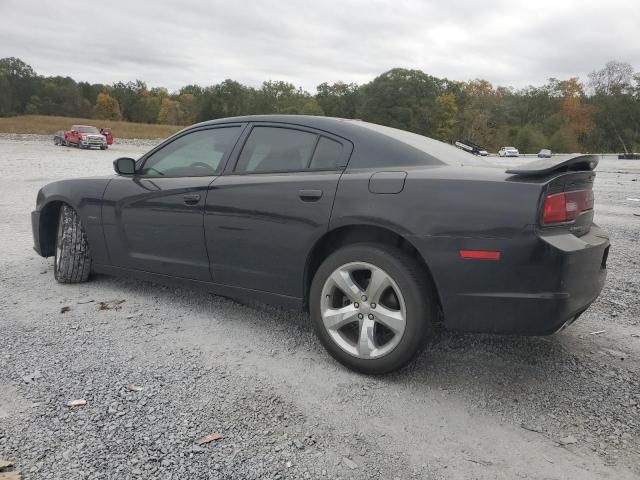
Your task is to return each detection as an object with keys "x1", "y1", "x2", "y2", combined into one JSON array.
[
  {"x1": 309, "y1": 137, "x2": 343, "y2": 170},
  {"x1": 235, "y1": 127, "x2": 318, "y2": 173}
]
